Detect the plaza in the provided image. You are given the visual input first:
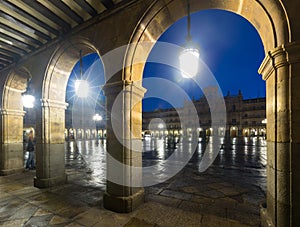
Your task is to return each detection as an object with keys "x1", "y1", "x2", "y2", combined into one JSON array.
[
  {"x1": 1, "y1": 137, "x2": 265, "y2": 226},
  {"x1": 1, "y1": 1, "x2": 300, "y2": 226}
]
